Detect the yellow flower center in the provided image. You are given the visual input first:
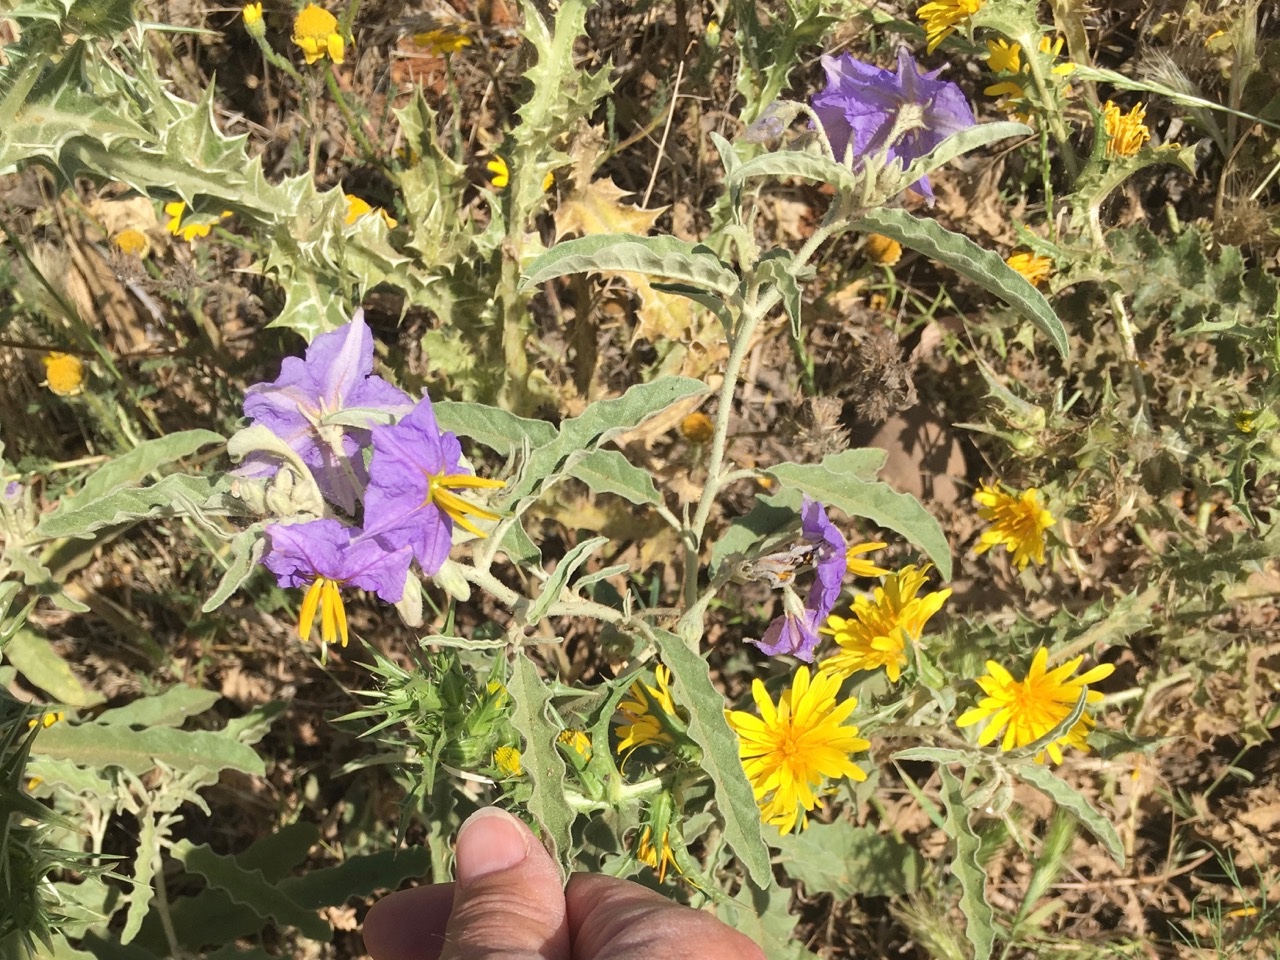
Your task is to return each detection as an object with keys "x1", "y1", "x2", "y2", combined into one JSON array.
[
  {"x1": 299, "y1": 575, "x2": 349, "y2": 646},
  {"x1": 424, "y1": 471, "x2": 504, "y2": 537},
  {"x1": 42, "y1": 353, "x2": 85, "y2": 397}
]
